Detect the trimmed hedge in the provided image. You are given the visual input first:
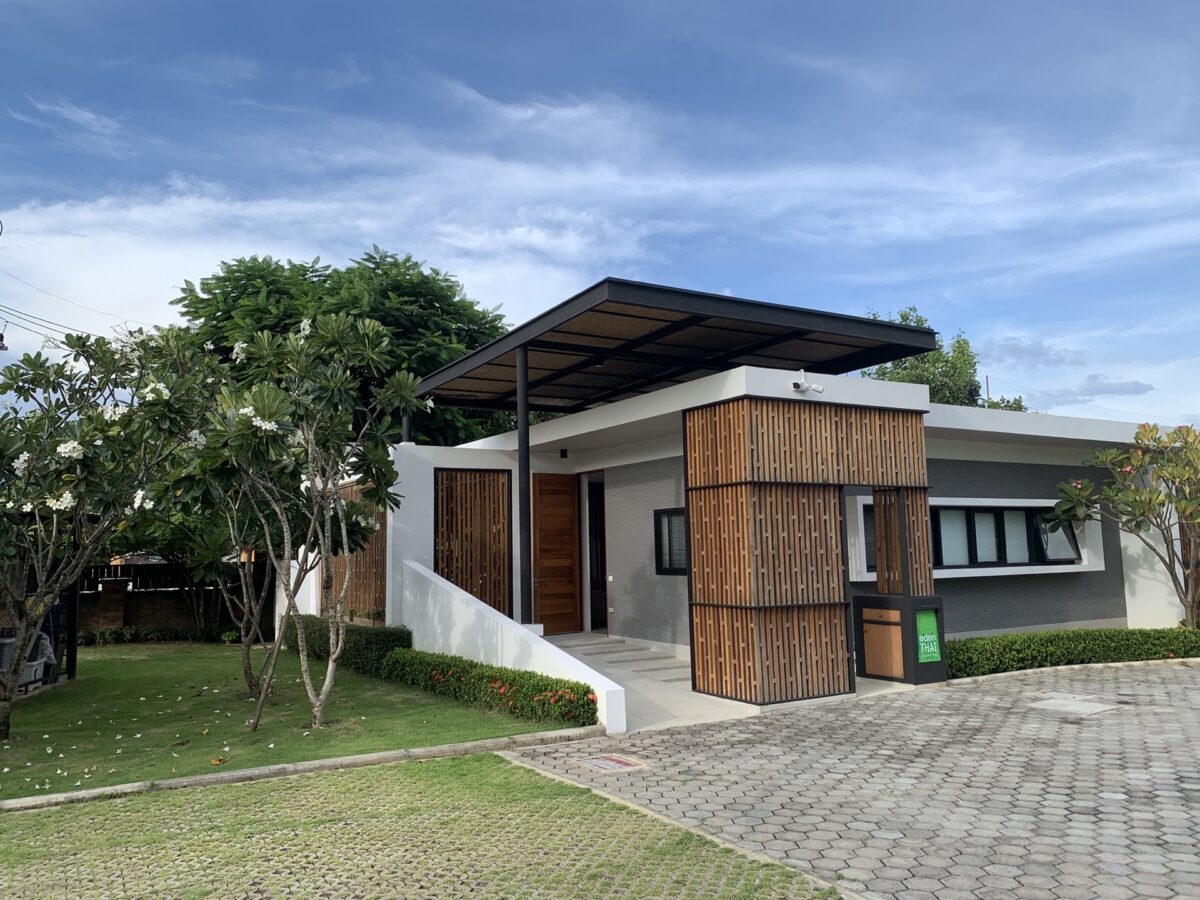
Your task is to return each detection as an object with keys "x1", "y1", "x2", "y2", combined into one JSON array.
[
  {"x1": 79, "y1": 625, "x2": 222, "y2": 646},
  {"x1": 381, "y1": 648, "x2": 598, "y2": 727},
  {"x1": 946, "y1": 627, "x2": 1200, "y2": 679},
  {"x1": 284, "y1": 614, "x2": 413, "y2": 679}
]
